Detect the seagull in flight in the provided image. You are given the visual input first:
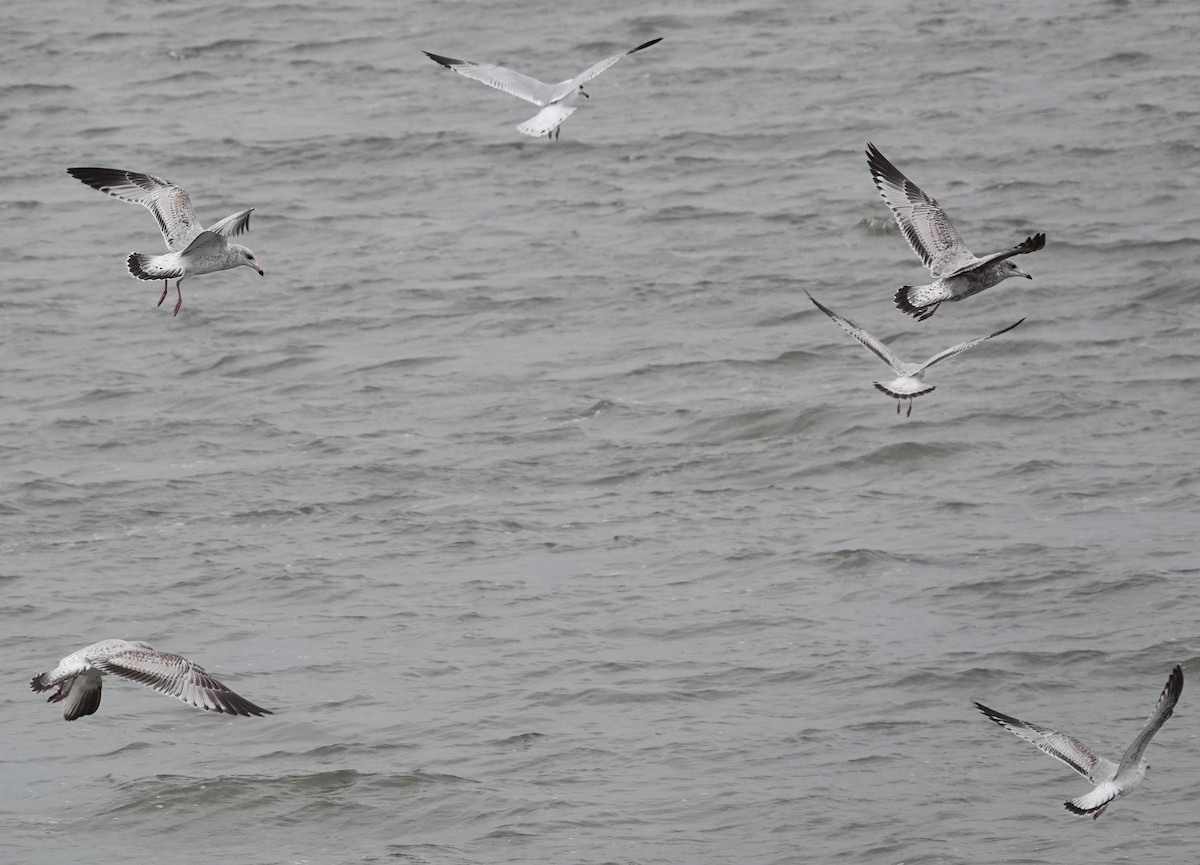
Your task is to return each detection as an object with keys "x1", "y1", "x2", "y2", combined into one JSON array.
[
  {"x1": 423, "y1": 37, "x2": 663, "y2": 140},
  {"x1": 866, "y1": 143, "x2": 1045, "y2": 321},
  {"x1": 31, "y1": 639, "x2": 272, "y2": 720},
  {"x1": 974, "y1": 665, "x2": 1183, "y2": 819},
  {"x1": 805, "y1": 291, "x2": 1023, "y2": 416},
  {"x1": 68, "y1": 167, "x2": 264, "y2": 316}
]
